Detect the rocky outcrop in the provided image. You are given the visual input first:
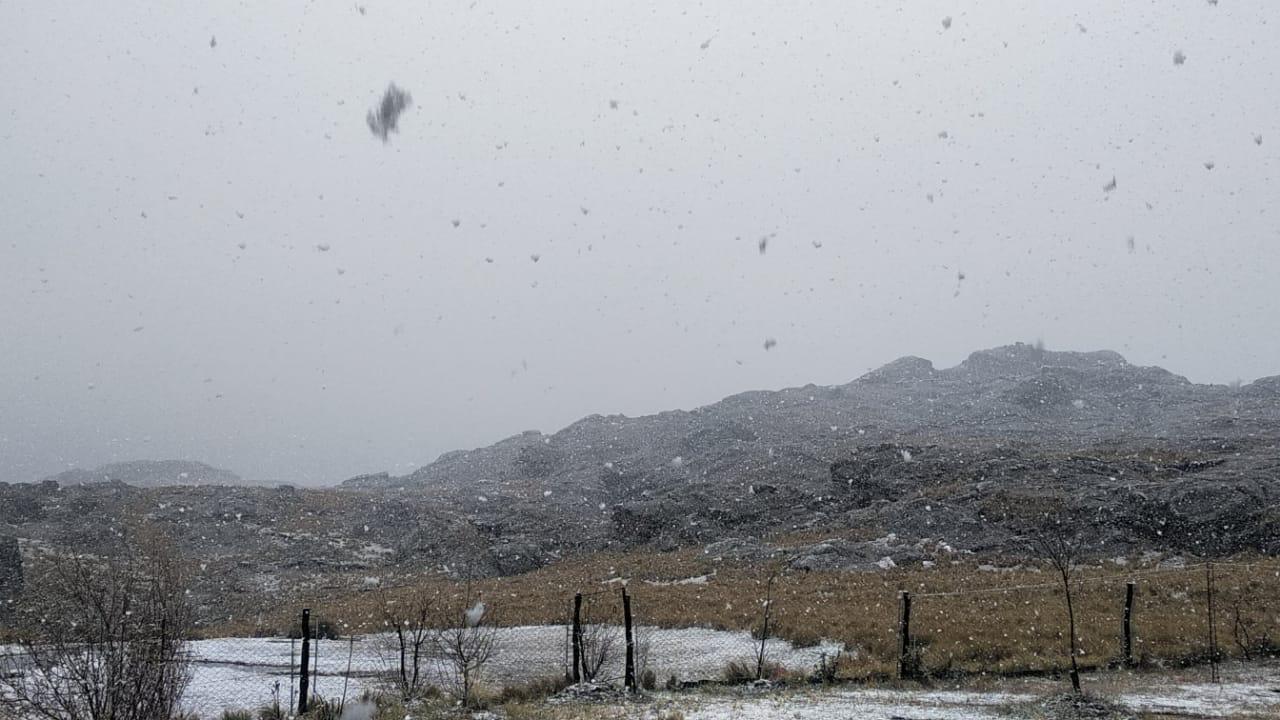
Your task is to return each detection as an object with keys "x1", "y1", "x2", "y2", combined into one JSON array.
[{"x1": 0, "y1": 535, "x2": 21, "y2": 626}]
